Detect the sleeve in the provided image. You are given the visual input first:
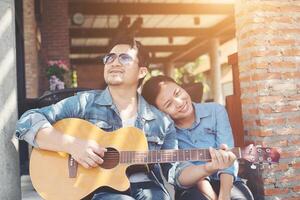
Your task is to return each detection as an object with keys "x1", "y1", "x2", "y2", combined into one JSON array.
[
  {"x1": 159, "y1": 117, "x2": 193, "y2": 189},
  {"x1": 214, "y1": 104, "x2": 238, "y2": 180},
  {"x1": 15, "y1": 94, "x2": 87, "y2": 147}
]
